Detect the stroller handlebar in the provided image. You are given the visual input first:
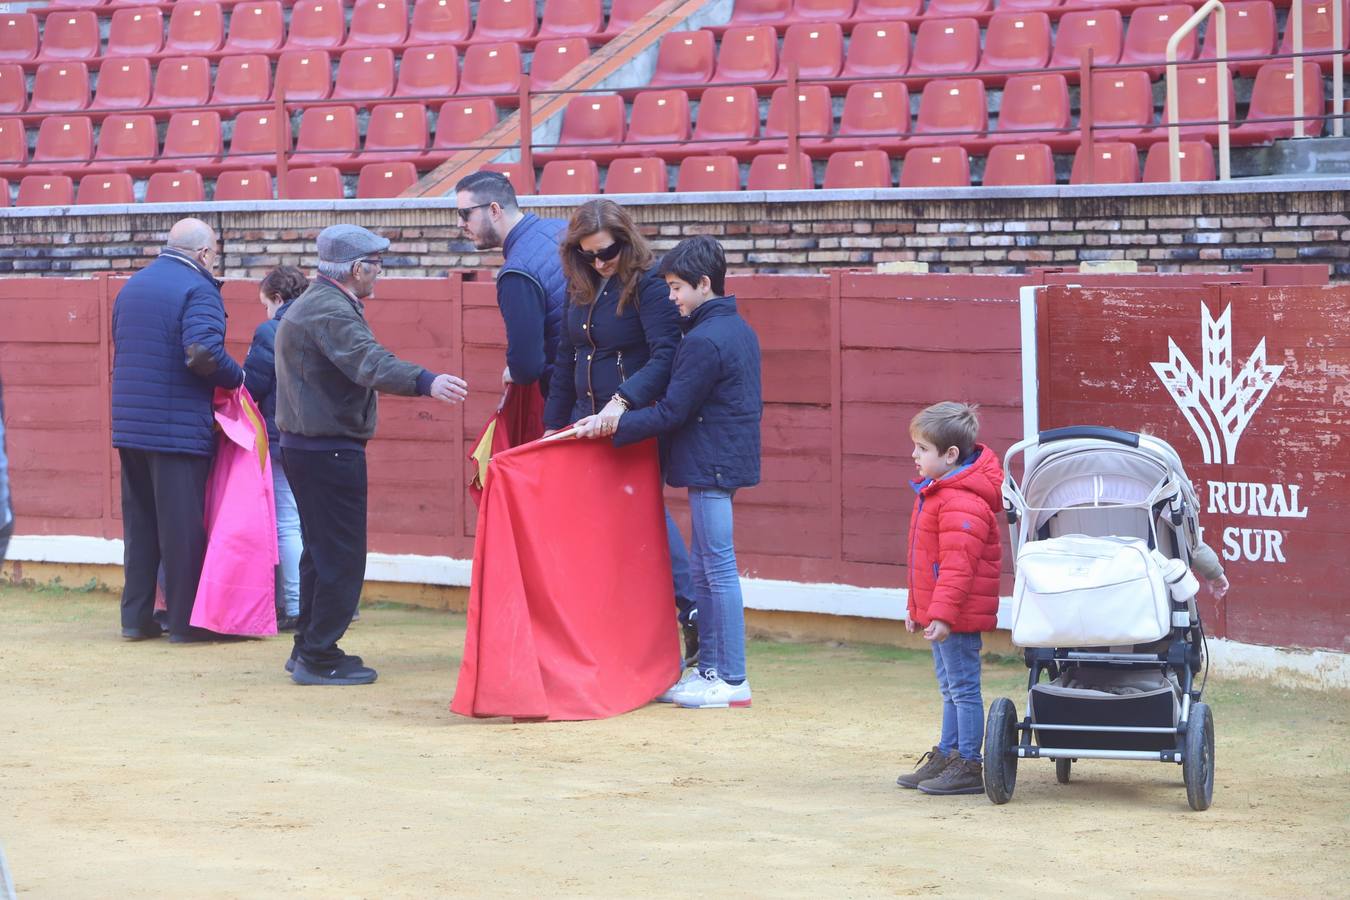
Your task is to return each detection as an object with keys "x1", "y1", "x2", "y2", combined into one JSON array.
[{"x1": 1038, "y1": 426, "x2": 1140, "y2": 448}]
